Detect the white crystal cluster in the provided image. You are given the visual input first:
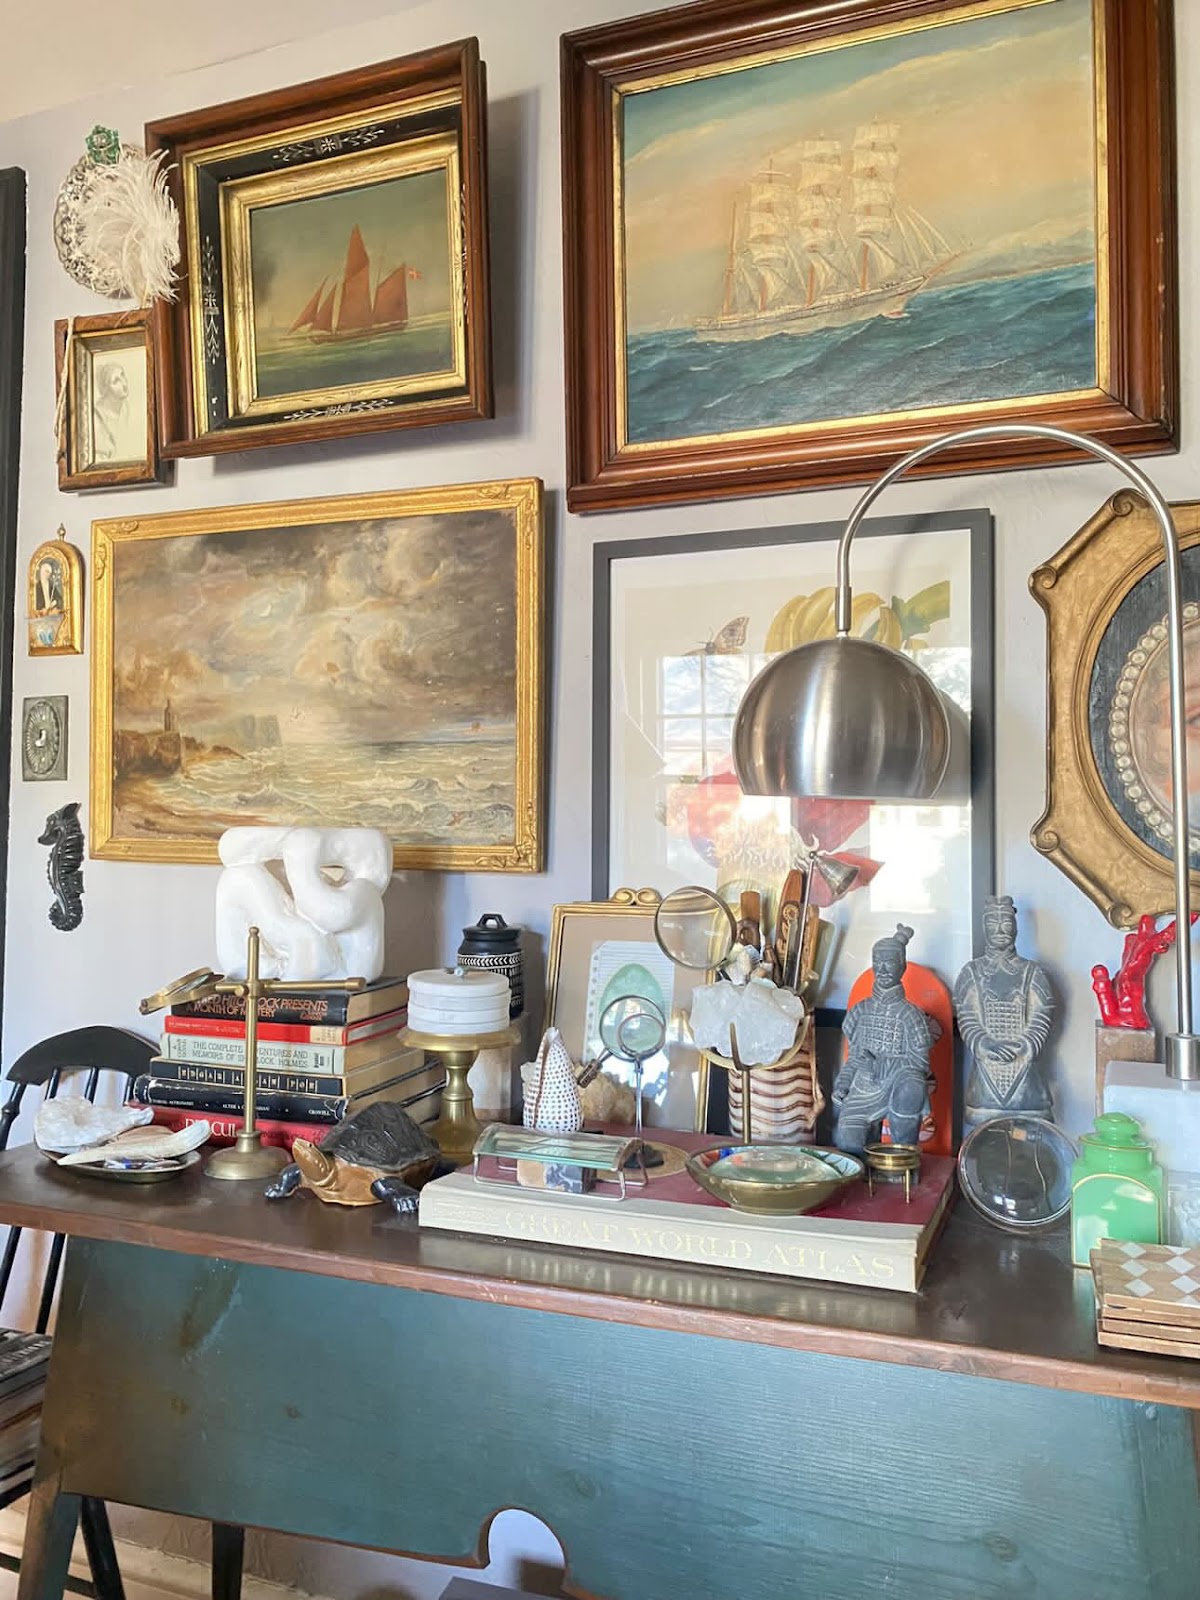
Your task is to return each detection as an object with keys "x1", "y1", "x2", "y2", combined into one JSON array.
[{"x1": 689, "y1": 979, "x2": 805, "y2": 1066}]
